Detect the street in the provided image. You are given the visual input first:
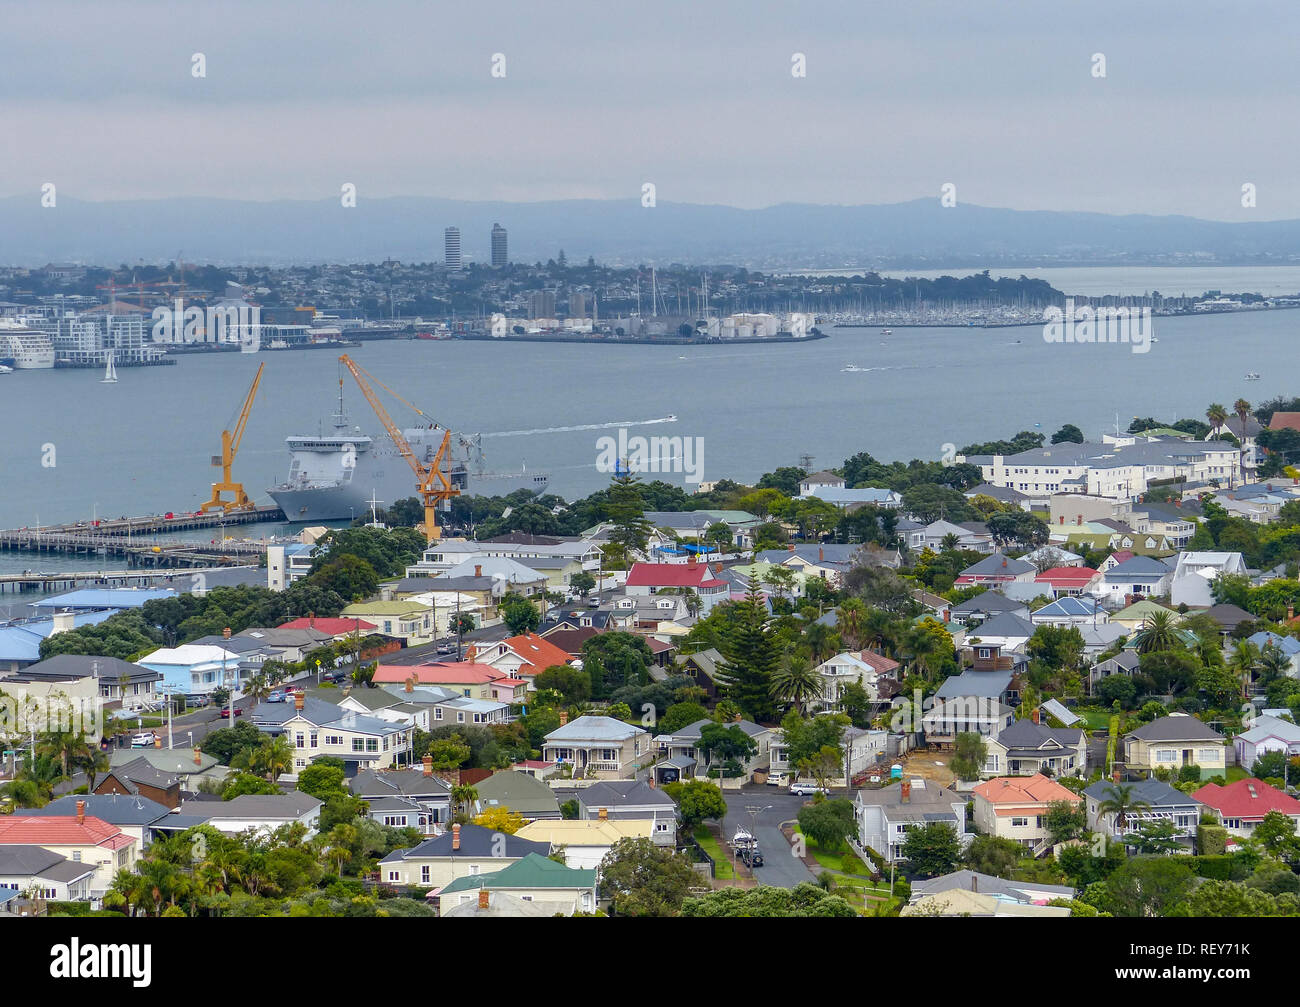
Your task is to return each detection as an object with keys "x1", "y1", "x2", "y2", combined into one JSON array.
[{"x1": 717, "y1": 787, "x2": 818, "y2": 889}]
